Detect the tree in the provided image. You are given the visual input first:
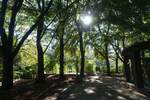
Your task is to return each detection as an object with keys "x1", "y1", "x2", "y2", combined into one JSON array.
[
  {"x1": 36, "y1": 0, "x2": 46, "y2": 82},
  {"x1": 0, "y1": 0, "x2": 53, "y2": 89},
  {"x1": 75, "y1": 20, "x2": 85, "y2": 77},
  {"x1": 54, "y1": 0, "x2": 79, "y2": 79}
]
